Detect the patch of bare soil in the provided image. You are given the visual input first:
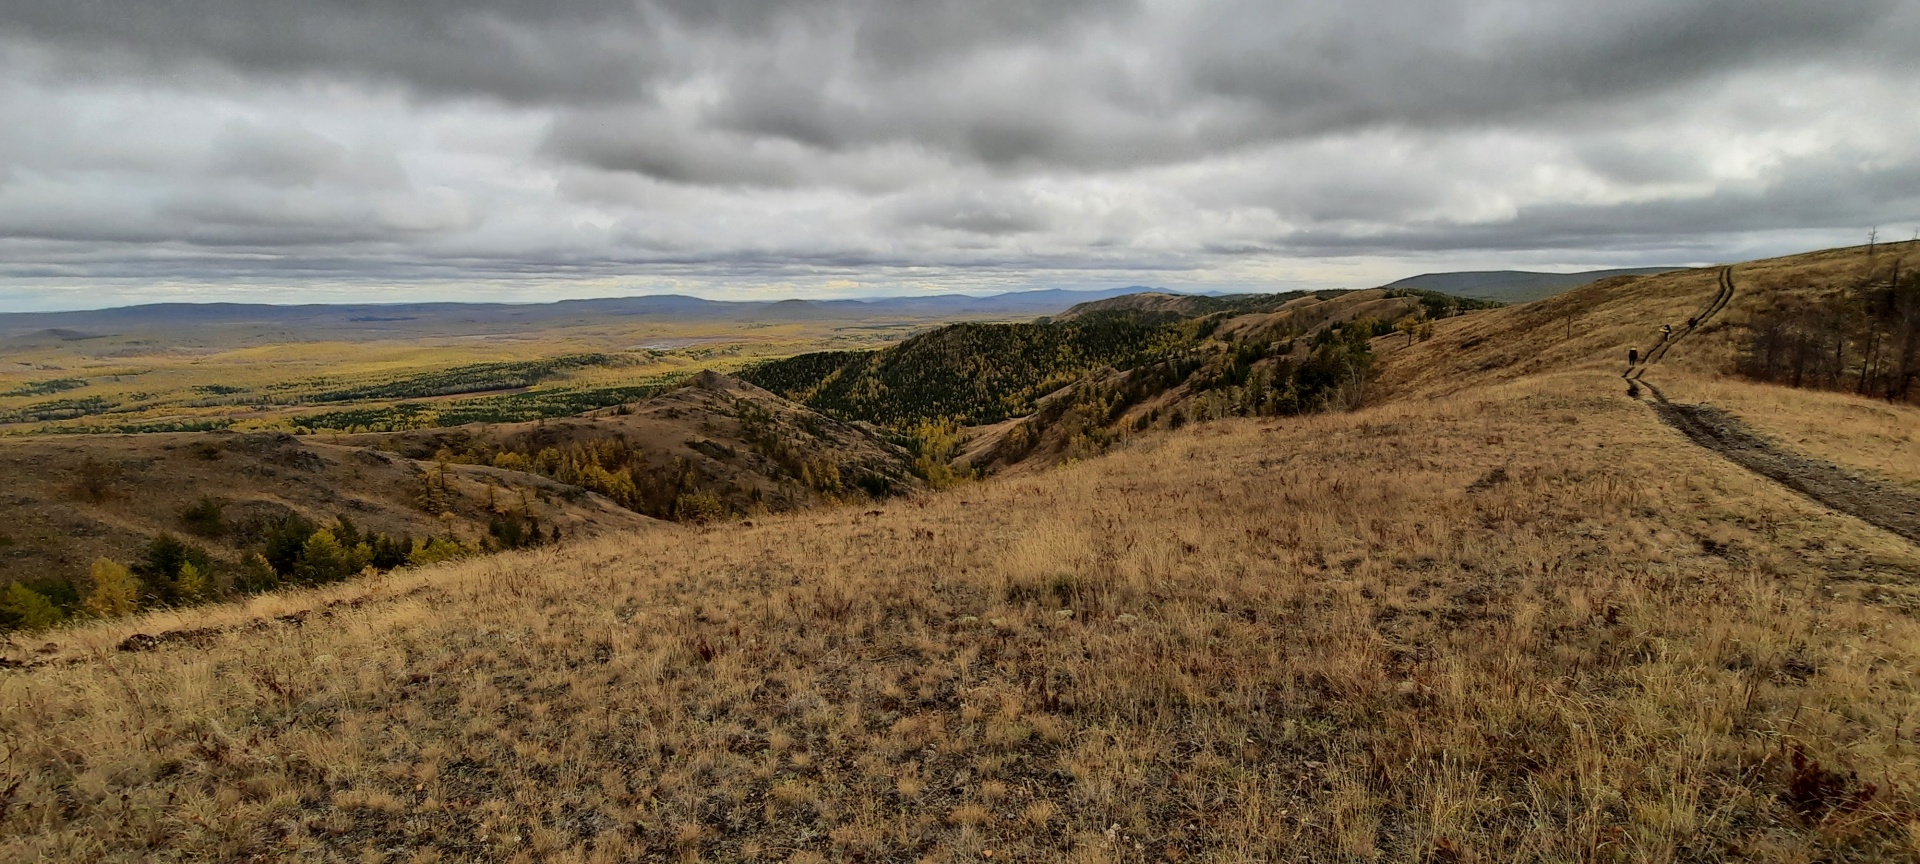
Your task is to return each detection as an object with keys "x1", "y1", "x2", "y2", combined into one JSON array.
[{"x1": 1647, "y1": 389, "x2": 1920, "y2": 543}]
